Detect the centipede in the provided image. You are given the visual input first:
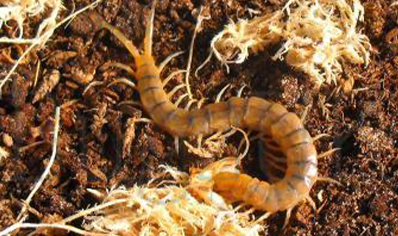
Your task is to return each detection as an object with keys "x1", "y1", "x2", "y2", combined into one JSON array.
[{"x1": 100, "y1": 0, "x2": 321, "y2": 226}]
